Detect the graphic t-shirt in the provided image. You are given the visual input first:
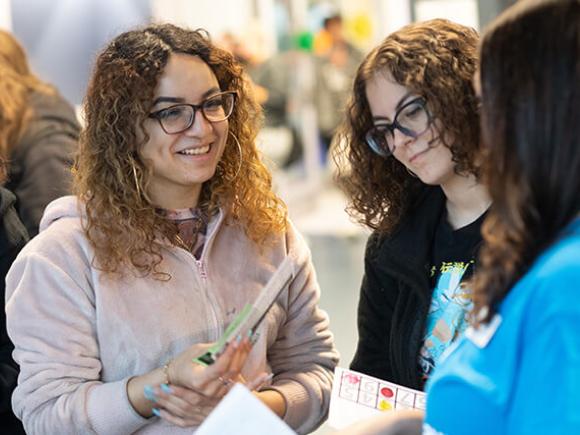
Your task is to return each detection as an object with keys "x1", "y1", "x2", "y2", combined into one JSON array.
[{"x1": 419, "y1": 210, "x2": 485, "y2": 379}]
